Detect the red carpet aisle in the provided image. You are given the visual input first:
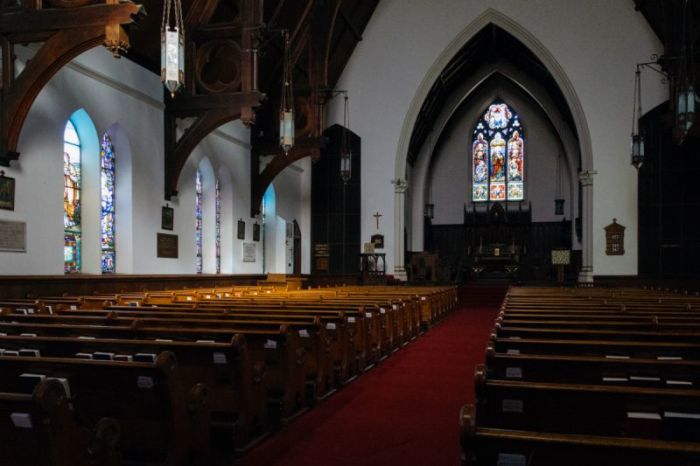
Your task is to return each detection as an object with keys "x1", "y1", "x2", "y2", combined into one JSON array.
[{"x1": 239, "y1": 285, "x2": 505, "y2": 466}]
